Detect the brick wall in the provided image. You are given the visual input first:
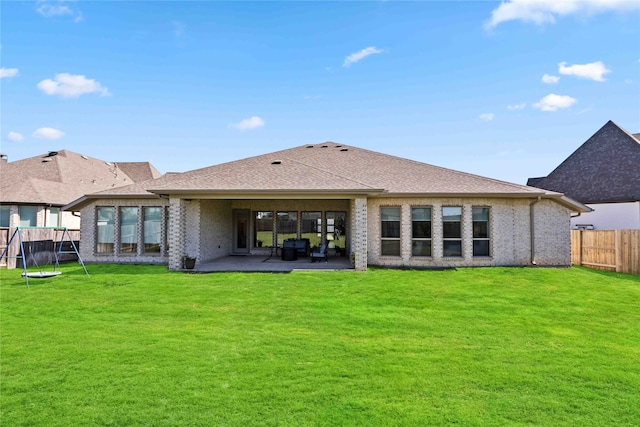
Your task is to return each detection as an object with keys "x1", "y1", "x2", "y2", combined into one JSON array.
[
  {"x1": 200, "y1": 200, "x2": 232, "y2": 261},
  {"x1": 367, "y1": 197, "x2": 571, "y2": 268},
  {"x1": 78, "y1": 198, "x2": 170, "y2": 265},
  {"x1": 73, "y1": 195, "x2": 572, "y2": 270}
]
